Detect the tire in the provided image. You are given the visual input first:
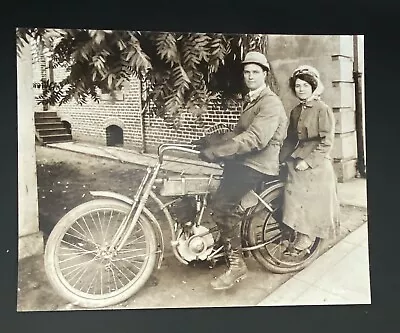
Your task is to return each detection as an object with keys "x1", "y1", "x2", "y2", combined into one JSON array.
[
  {"x1": 244, "y1": 184, "x2": 324, "y2": 274},
  {"x1": 44, "y1": 199, "x2": 157, "y2": 308}
]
